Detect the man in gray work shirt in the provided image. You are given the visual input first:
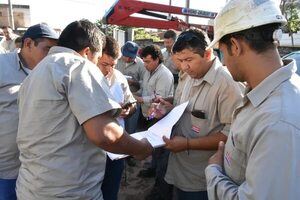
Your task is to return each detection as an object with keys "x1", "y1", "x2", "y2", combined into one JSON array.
[
  {"x1": 16, "y1": 20, "x2": 152, "y2": 200},
  {"x1": 0, "y1": 23, "x2": 58, "y2": 200},
  {"x1": 205, "y1": 0, "x2": 300, "y2": 199}
]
